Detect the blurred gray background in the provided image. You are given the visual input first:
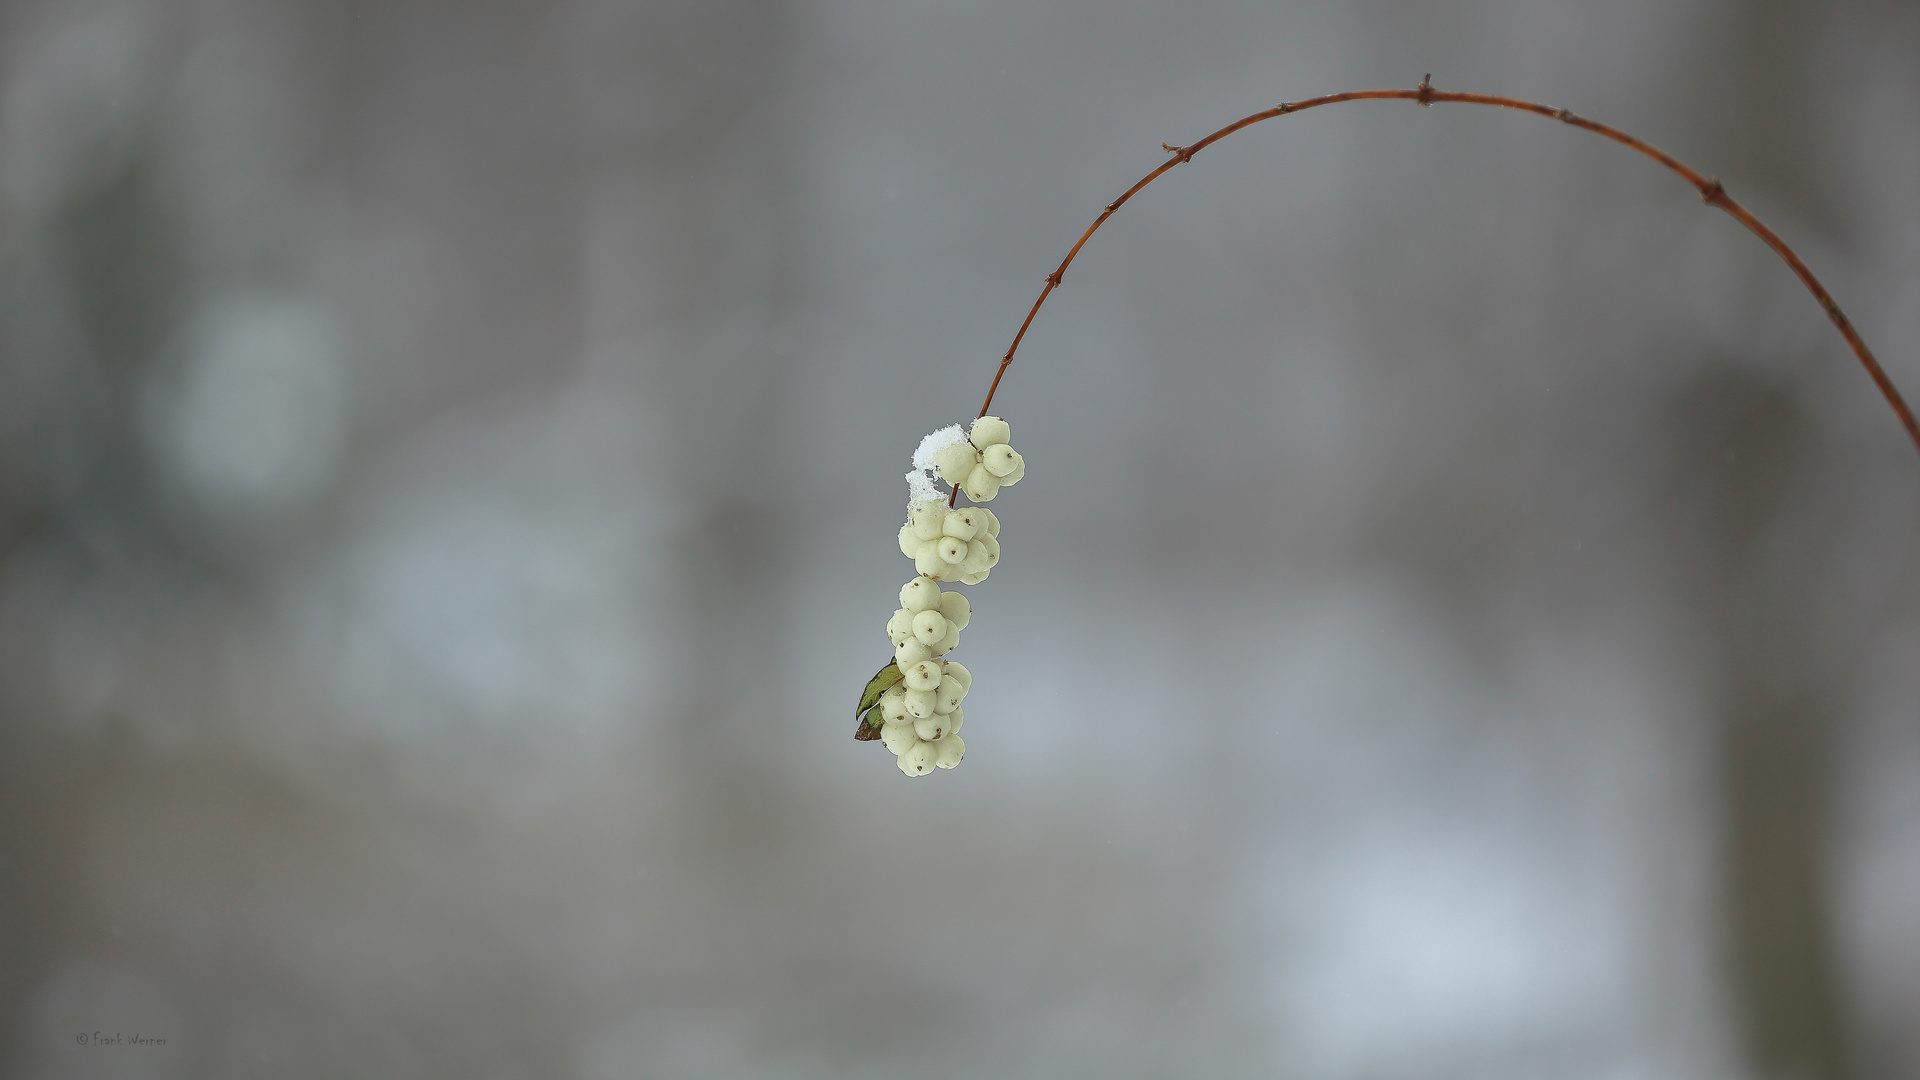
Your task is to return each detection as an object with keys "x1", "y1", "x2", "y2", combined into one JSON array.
[{"x1": 2, "y1": 0, "x2": 1918, "y2": 1077}]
